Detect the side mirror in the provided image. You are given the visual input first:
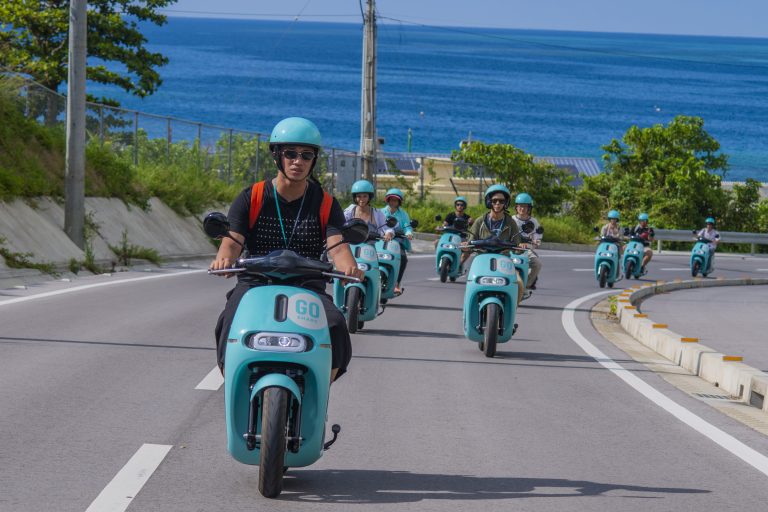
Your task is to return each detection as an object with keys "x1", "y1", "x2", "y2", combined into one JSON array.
[
  {"x1": 691, "y1": 230, "x2": 697, "y2": 234},
  {"x1": 409, "y1": 219, "x2": 419, "y2": 229},
  {"x1": 434, "y1": 215, "x2": 442, "y2": 221},
  {"x1": 386, "y1": 217, "x2": 398, "y2": 228},
  {"x1": 535, "y1": 226, "x2": 544, "y2": 235},
  {"x1": 623, "y1": 227, "x2": 631, "y2": 236},
  {"x1": 454, "y1": 218, "x2": 468, "y2": 230},
  {"x1": 521, "y1": 220, "x2": 535, "y2": 234},
  {"x1": 203, "y1": 212, "x2": 230, "y2": 239},
  {"x1": 593, "y1": 226, "x2": 599, "y2": 233},
  {"x1": 341, "y1": 219, "x2": 369, "y2": 245}
]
